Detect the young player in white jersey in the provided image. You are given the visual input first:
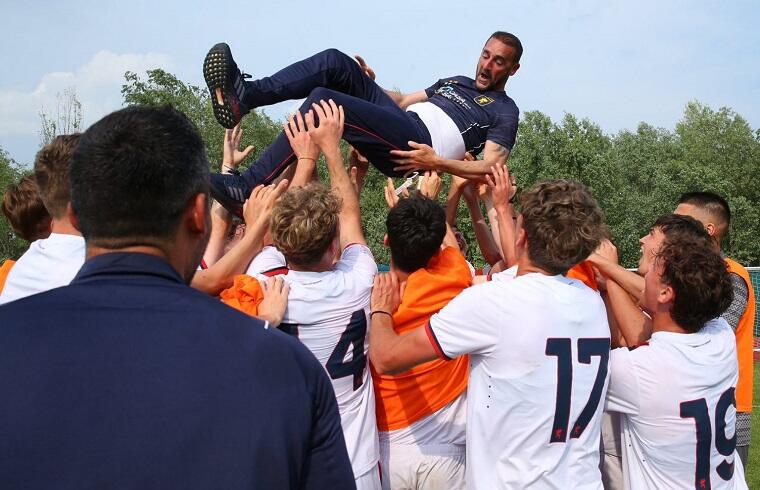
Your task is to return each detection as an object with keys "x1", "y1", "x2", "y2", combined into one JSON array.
[
  {"x1": 246, "y1": 100, "x2": 380, "y2": 489},
  {"x1": 370, "y1": 179, "x2": 609, "y2": 489},
  {"x1": 605, "y1": 224, "x2": 747, "y2": 490},
  {"x1": 1, "y1": 134, "x2": 85, "y2": 305}
]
